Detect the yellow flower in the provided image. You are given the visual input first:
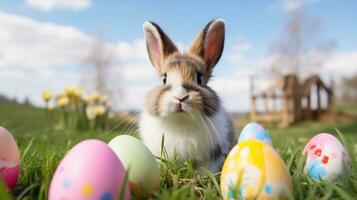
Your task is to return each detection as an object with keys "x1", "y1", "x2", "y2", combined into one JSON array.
[
  {"x1": 47, "y1": 104, "x2": 55, "y2": 111},
  {"x1": 81, "y1": 95, "x2": 90, "y2": 103},
  {"x1": 42, "y1": 90, "x2": 53, "y2": 102},
  {"x1": 95, "y1": 105, "x2": 106, "y2": 116},
  {"x1": 57, "y1": 96, "x2": 69, "y2": 108},
  {"x1": 85, "y1": 105, "x2": 106, "y2": 120},
  {"x1": 91, "y1": 91, "x2": 102, "y2": 102},
  {"x1": 65, "y1": 86, "x2": 81, "y2": 98},
  {"x1": 85, "y1": 106, "x2": 97, "y2": 120},
  {"x1": 56, "y1": 92, "x2": 66, "y2": 100}
]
